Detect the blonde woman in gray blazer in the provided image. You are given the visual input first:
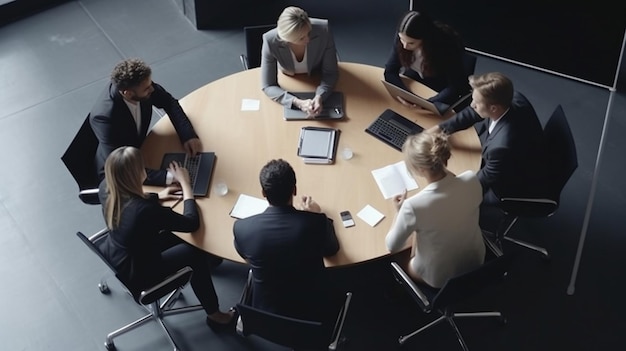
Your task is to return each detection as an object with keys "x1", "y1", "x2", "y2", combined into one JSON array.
[{"x1": 261, "y1": 7, "x2": 338, "y2": 116}]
